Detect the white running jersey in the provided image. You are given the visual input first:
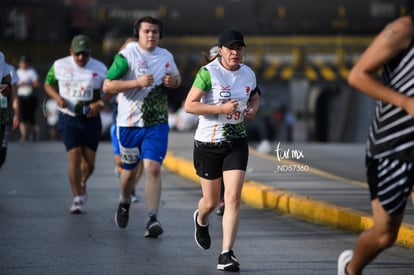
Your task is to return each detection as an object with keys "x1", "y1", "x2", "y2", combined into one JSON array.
[
  {"x1": 16, "y1": 67, "x2": 38, "y2": 97},
  {"x1": 2, "y1": 64, "x2": 18, "y2": 108},
  {"x1": 116, "y1": 44, "x2": 180, "y2": 127},
  {"x1": 52, "y1": 56, "x2": 107, "y2": 116},
  {"x1": 194, "y1": 58, "x2": 257, "y2": 142},
  {"x1": 0, "y1": 52, "x2": 6, "y2": 79},
  {"x1": 6, "y1": 64, "x2": 19, "y2": 85},
  {"x1": 0, "y1": 52, "x2": 8, "y2": 110}
]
